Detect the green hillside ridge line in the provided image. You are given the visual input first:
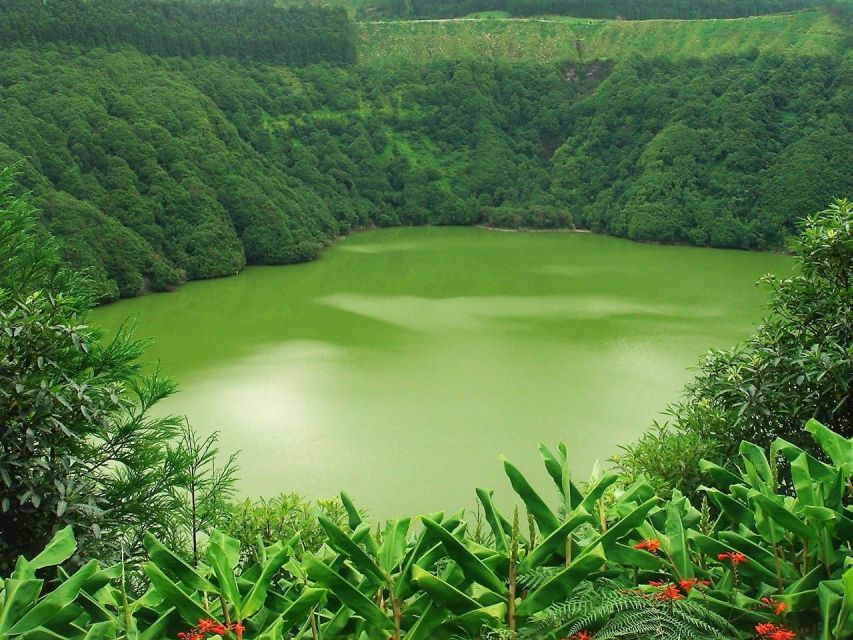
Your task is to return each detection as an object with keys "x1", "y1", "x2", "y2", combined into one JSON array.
[{"x1": 357, "y1": 10, "x2": 842, "y2": 62}]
